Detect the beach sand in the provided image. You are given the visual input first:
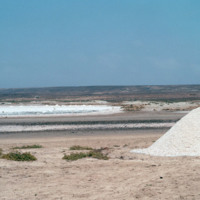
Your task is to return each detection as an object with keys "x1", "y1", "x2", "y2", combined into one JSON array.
[{"x1": 1, "y1": 112, "x2": 200, "y2": 200}]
